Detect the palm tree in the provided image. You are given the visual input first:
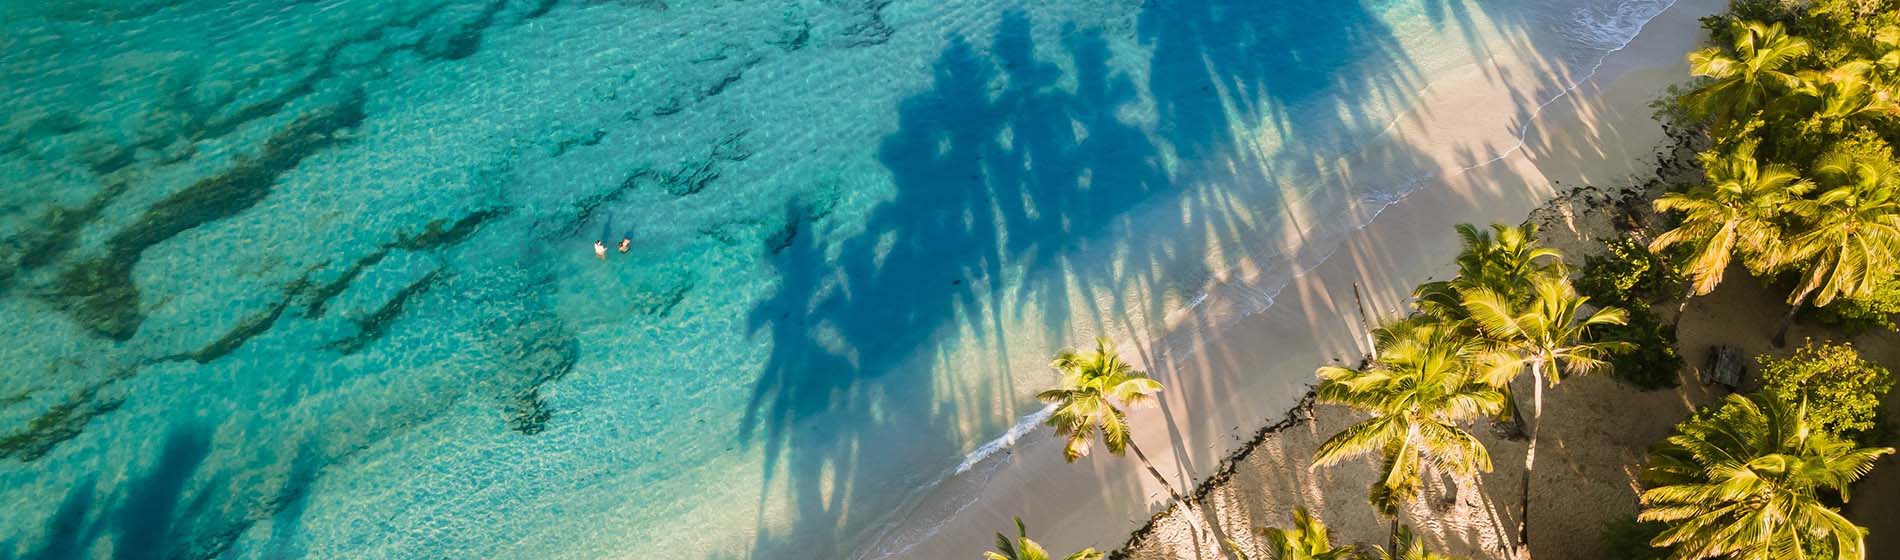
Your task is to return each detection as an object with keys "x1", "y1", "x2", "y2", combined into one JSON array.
[
  {"x1": 1248, "y1": 507, "x2": 1358, "y2": 560},
  {"x1": 1685, "y1": 20, "x2": 1812, "y2": 130},
  {"x1": 1461, "y1": 277, "x2": 1629, "y2": 552},
  {"x1": 1771, "y1": 151, "x2": 1900, "y2": 345},
  {"x1": 1639, "y1": 393, "x2": 1894, "y2": 560},
  {"x1": 1040, "y1": 337, "x2": 1174, "y2": 493},
  {"x1": 984, "y1": 517, "x2": 1104, "y2": 560},
  {"x1": 1871, "y1": 25, "x2": 1900, "y2": 98},
  {"x1": 1039, "y1": 338, "x2": 1235, "y2": 559},
  {"x1": 1376, "y1": 525, "x2": 1464, "y2": 560},
  {"x1": 1414, "y1": 223, "x2": 1562, "y2": 434},
  {"x1": 1414, "y1": 223, "x2": 1563, "y2": 325},
  {"x1": 1312, "y1": 319, "x2": 1505, "y2": 550},
  {"x1": 1650, "y1": 140, "x2": 1812, "y2": 310},
  {"x1": 1799, "y1": 61, "x2": 1899, "y2": 126}
]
